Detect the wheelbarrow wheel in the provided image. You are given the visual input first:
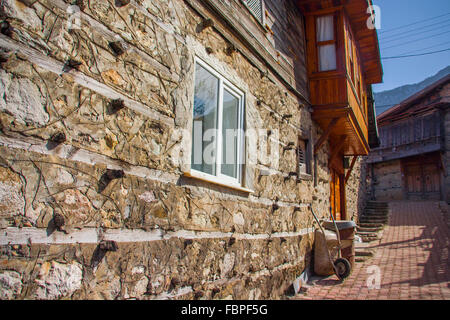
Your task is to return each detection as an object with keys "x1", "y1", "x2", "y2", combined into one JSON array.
[{"x1": 334, "y1": 258, "x2": 351, "y2": 279}]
